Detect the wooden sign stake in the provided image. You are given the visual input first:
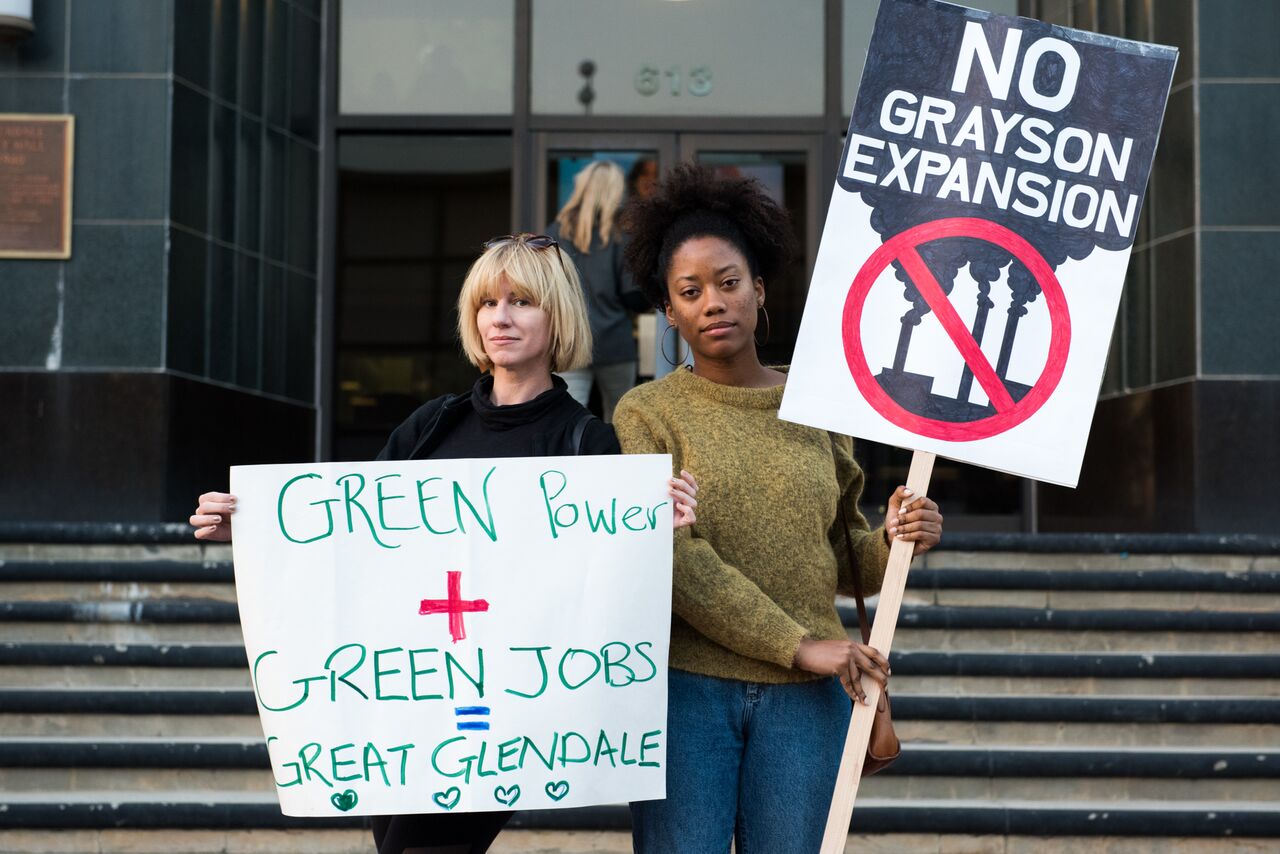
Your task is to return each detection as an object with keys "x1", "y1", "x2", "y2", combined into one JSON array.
[{"x1": 820, "y1": 449, "x2": 936, "y2": 854}]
